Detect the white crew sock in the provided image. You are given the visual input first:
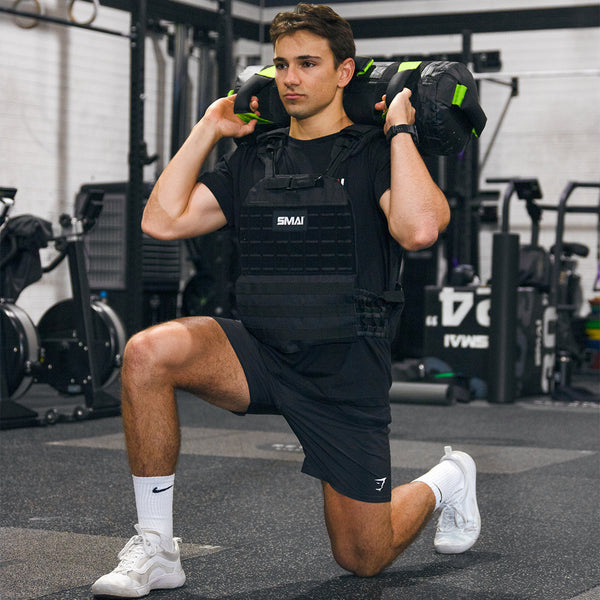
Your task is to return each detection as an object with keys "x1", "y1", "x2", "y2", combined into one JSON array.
[
  {"x1": 132, "y1": 474, "x2": 175, "y2": 547},
  {"x1": 413, "y1": 459, "x2": 464, "y2": 510}
]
